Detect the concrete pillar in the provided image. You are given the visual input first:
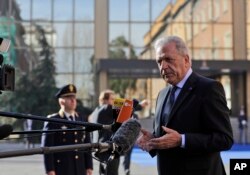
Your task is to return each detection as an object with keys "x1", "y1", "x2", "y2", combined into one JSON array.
[
  {"x1": 94, "y1": 0, "x2": 109, "y2": 102},
  {"x1": 232, "y1": 0, "x2": 247, "y2": 60}
]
